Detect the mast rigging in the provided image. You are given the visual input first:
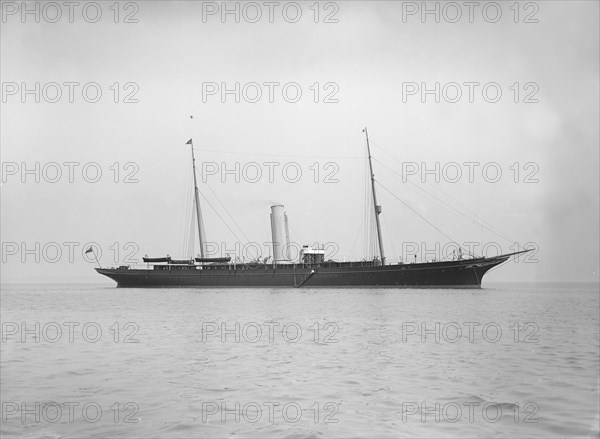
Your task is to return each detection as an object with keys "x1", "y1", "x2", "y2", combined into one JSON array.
[
  {"x1": 188, "y1": 138, "x2": 205, "y2": 258},
  {"x1": 364, "y1": 127, "x2": 386, "y2": 265}
]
